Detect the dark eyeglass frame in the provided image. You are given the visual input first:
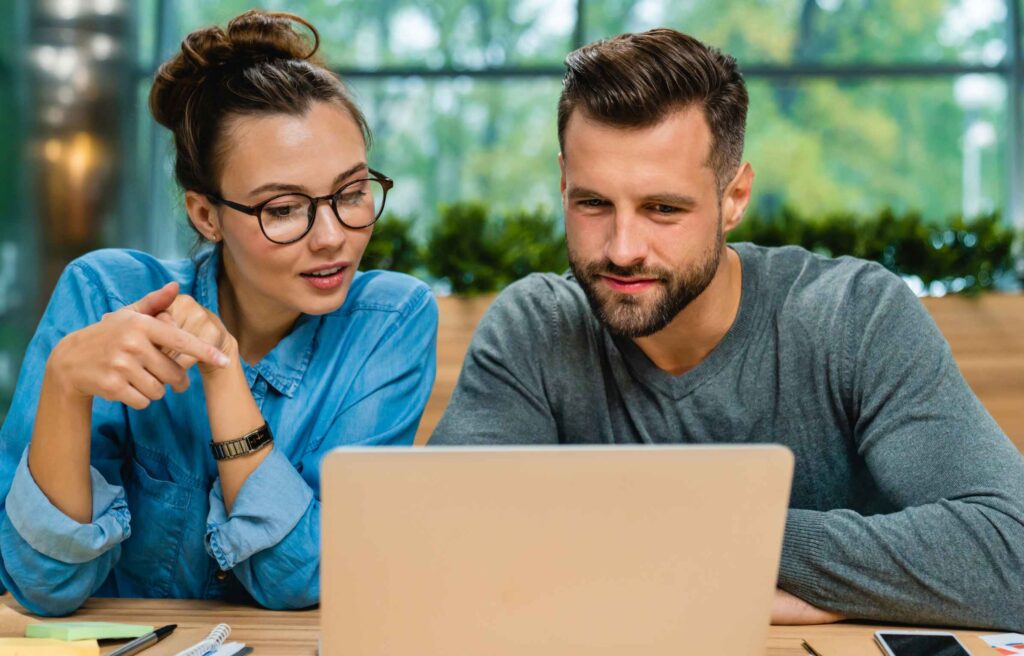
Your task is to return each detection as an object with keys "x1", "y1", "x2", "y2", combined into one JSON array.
[{"x1": 206, "y1": 168, "x2": 394, "y2": 244}]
